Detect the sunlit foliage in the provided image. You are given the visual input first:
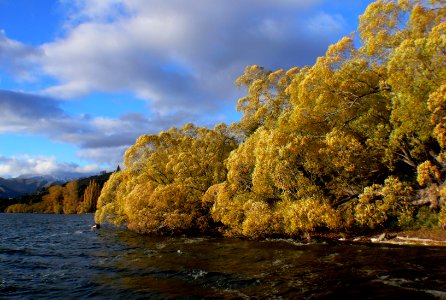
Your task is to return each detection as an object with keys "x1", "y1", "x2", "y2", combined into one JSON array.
[
  {"x1": 44, "y1": 186, "x2": 64, "y2": 214},
  {"x1": 95, "y1": 124, "x2": 237, "y2": 234},
  {"x1": 5, "y1": 204, "x2": 33, "y2": 213},
  {"x1": 63, "y1": 181, "x2": 79, "y2": 214},
  {"x1": 355, "y1": 177, "x2": 414, "y2": 229},
  {"x1": 440, "y1": 206, "x2": 446, "y2": 227},
  {"x1": 95, "y1": 0, "x2": 446, "y2": 237},
  {"x1": 79, "y1": 180, "x2": 101, "y2": 213},
  {"x1": 5, "y1": 177, "x2": 106, "y2": 214}
]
